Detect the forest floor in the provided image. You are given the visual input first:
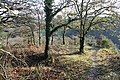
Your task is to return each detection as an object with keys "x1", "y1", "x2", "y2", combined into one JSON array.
[{"x1": 0, "y1": 44, "x2": 120, "y2": 80}]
